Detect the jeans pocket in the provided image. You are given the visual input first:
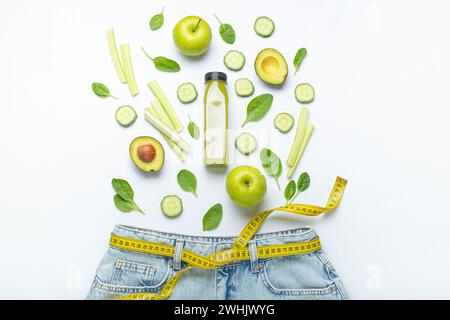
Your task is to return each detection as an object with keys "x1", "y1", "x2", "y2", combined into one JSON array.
[
  {"x1": 260, "y1": 253, "x2": 339, "y2": 297},
  {"x1": 91, "y1": 248, "x2": 173, "y2": 296},
  {"x1": 111, "y1": 259, "x2": 156, "y2": 286}
]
